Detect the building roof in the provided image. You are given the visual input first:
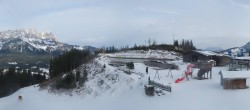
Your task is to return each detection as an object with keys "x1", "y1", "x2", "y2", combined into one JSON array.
[
  {"x1": 185, "y1": 50, "x2": 232, "y2": 58},
  {"x1": 196, "y1": 51, "x2": 218, "y2": 56},
  {"x1": 188, "y1": 50, "x2": 219, "y2": 56},
  {"x1": 221, "y1": 71, "x2": 250, "y2": 79}
]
